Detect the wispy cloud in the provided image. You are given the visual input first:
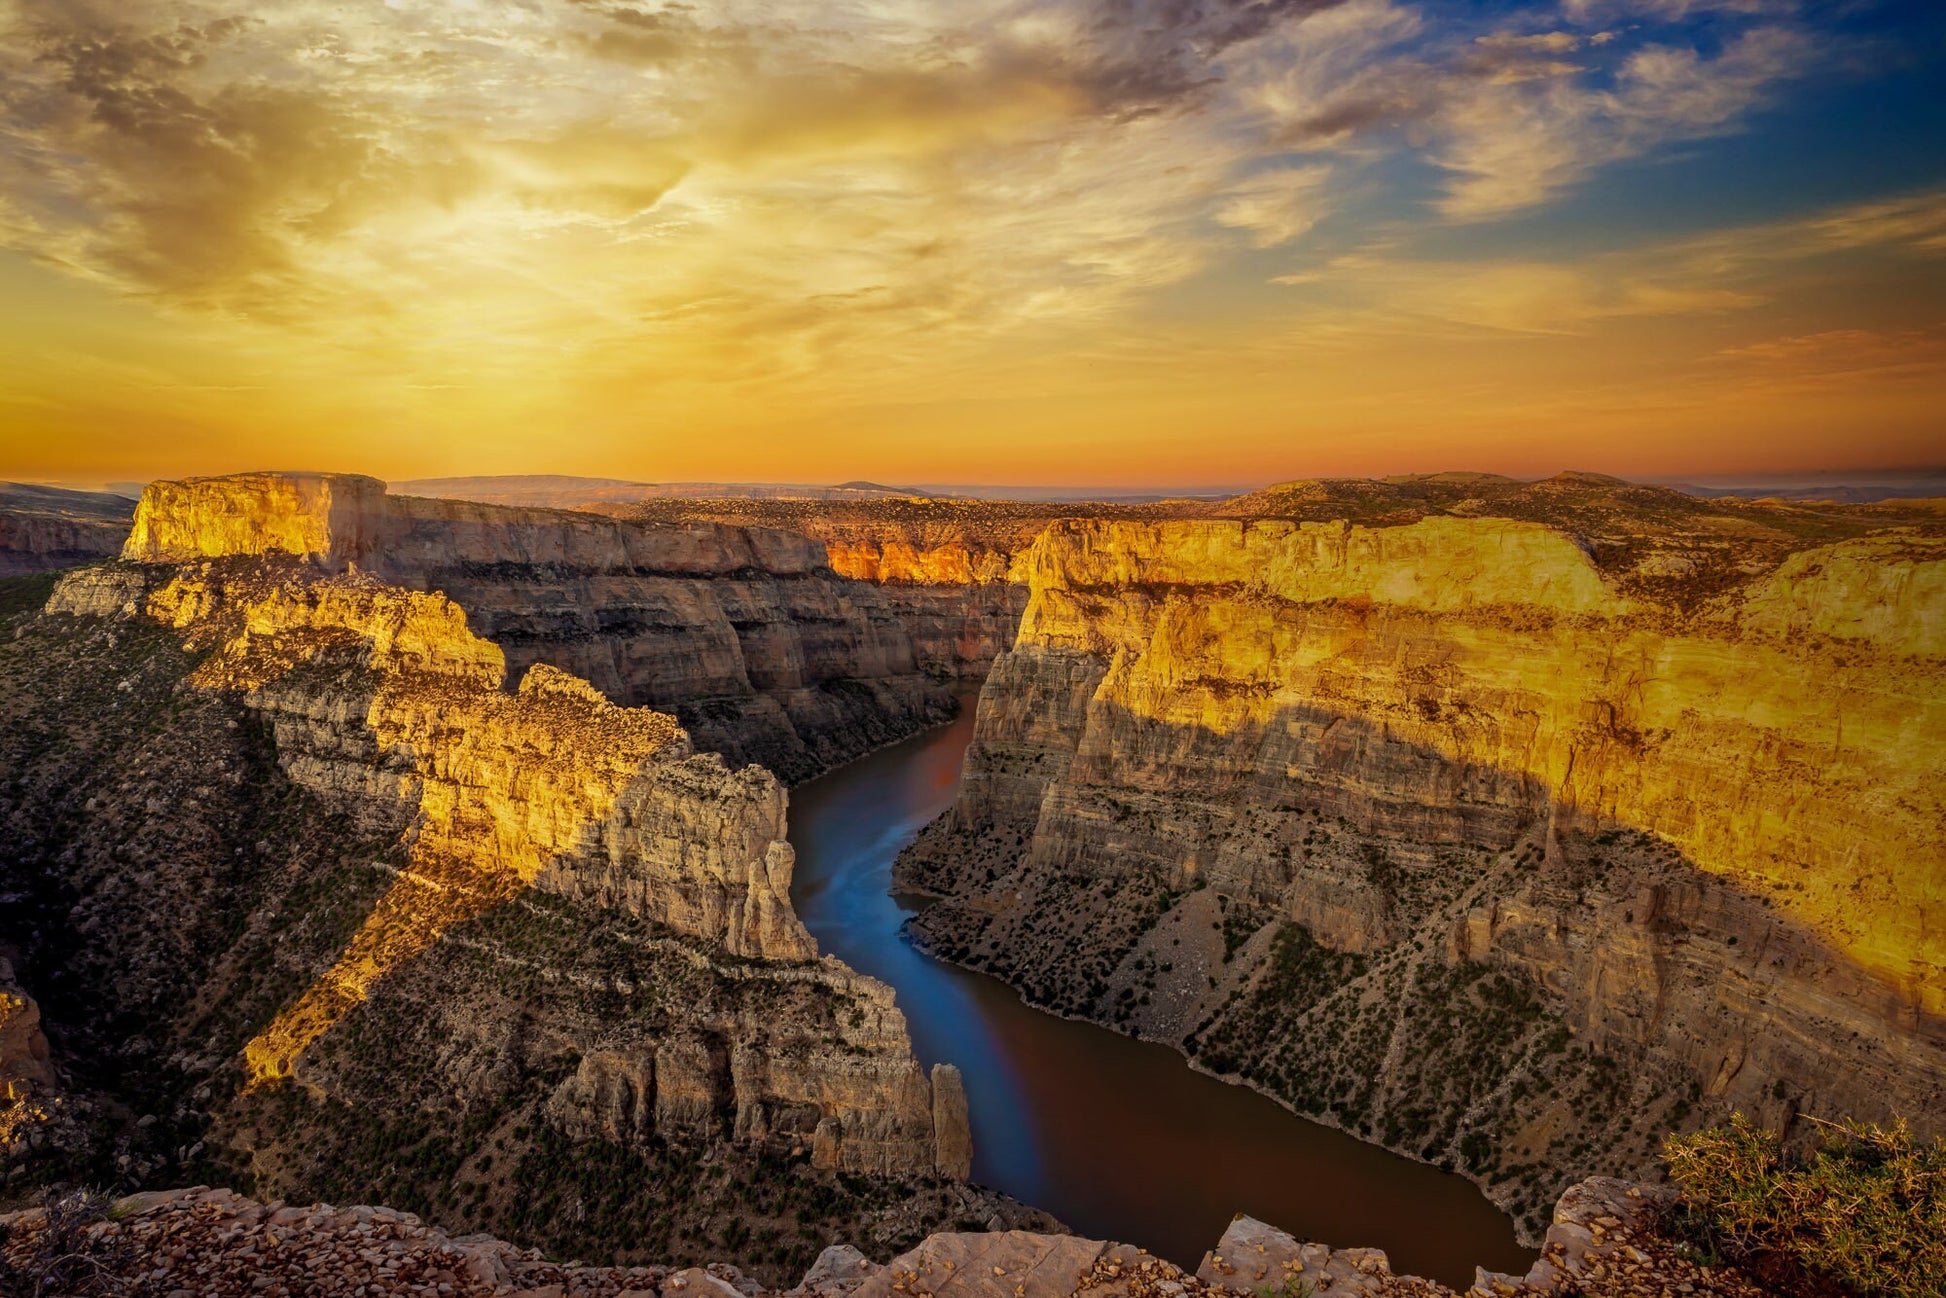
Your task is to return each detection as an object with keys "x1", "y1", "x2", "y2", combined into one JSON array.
[
  {"x1": 0, "y1": 0, "x2": 1936, "y2": 483},
  {"x1": 1270, "y1": 185, "x2": 1946, "y2": 334},
  {"x1": 1214, "y1": 164, "x2": 1336, "y2": 247}
]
